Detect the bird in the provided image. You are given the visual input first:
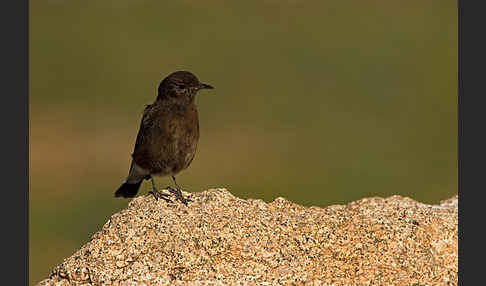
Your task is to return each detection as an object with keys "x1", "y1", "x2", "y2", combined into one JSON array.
[{"x1": 114, "y1": 71, "x2": 214, "y2": 205}]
